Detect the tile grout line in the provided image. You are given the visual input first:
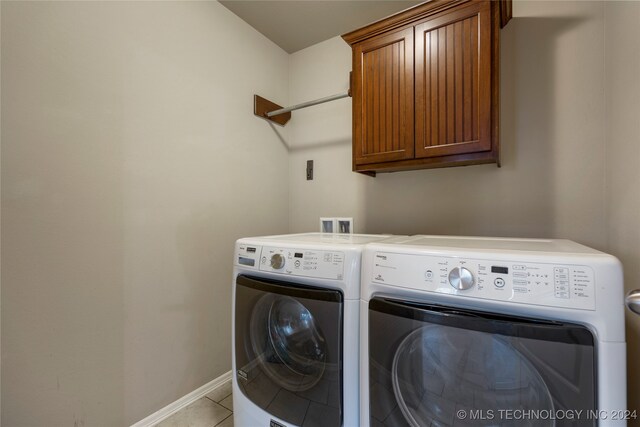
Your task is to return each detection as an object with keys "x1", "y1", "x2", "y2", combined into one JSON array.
[
  {"x1": 136, "y1": 372, "x2": 232, "y2": 427},
  {"x1": 205, "y1": 383, "x2": 233, "y2": 426},
  {"x1": 214, "y1": 413, "x2": 234, "y2": 427},
  {"x1": 204, "y1": 393, "x2": 231, "y2": 404}
]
